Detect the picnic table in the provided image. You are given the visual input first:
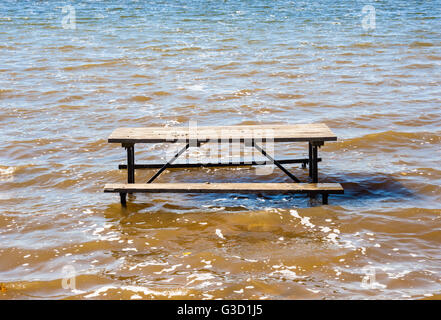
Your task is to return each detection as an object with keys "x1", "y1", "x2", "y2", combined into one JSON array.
[{"x1": 104, "y1": 123, "x2": 343, "y2": 206}]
